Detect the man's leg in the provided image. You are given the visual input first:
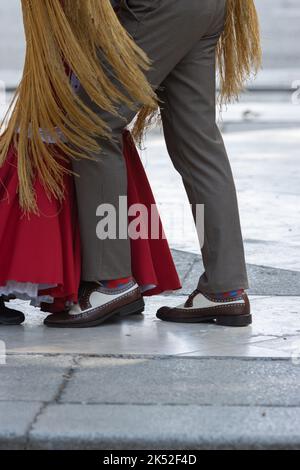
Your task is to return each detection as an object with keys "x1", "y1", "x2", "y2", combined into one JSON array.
[
  {"x1": 45, "y1": 0, "x2": 231, "y2": 327},
  {"x1": 156, "y1": 1, "x2": 251, "y2": 326},
  {"x1": 157, "y1": 22, "x2": 249, "y2": 292},
  {"x1": 72, "y1": 0, "x2": 220, "y2": 282}
]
